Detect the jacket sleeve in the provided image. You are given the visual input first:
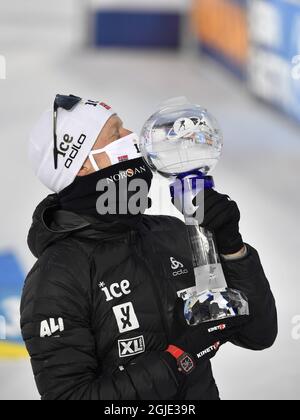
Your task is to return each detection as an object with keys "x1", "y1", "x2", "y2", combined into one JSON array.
[
  {"x1": 222, "y1": 244, "x2": 278, "y2": 350},
  {"x1": 21, "y1": 263, "x2": 180, "y2": 401}
]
